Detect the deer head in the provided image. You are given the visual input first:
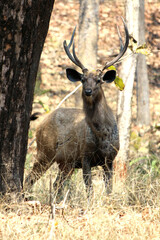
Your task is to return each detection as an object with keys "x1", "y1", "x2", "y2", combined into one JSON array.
[{"x1": 63, "y1": 17, "x2": 129, "y2": 99}]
